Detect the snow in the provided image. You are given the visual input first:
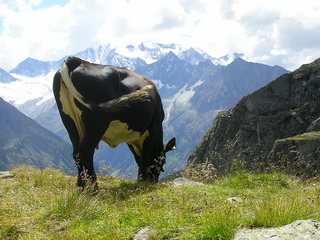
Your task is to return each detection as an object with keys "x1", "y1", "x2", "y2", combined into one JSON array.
[
  {"x1": 175, "y1": 80, "x2": 203, "y2": 106},
  {"x1": 0, "y1": 41, "x2": 242, "y2": 122},
  {"x1": 0, "y1": 72, "x2": 55, "y2": 117},
  {"x1": 153, "y1": 79, "x2": 164, "y2": 89},
  {"x1": 115, "y1": 41, "x2": 188, "y2": 64},
  {"x1": 116, "y1": 43, "x2": 158, "y2": 64},
  {"x1": 163, "y1": 80, "x2": 204, "y2": 124},
  {"x1": 212, "y1": 53, "x2": 245, "y2": 66}
]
